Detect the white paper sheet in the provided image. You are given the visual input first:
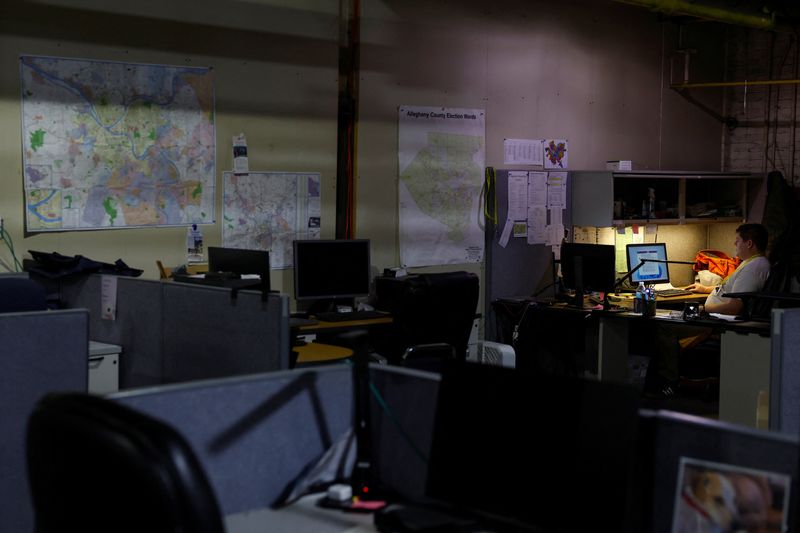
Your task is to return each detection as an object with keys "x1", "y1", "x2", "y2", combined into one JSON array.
[
  {"x1": 527, "y1": 205, "x2": 547, "y2": 244},
  {"x1": 528, "y1": 171, "x2": 548, "y2": 207},
  {"x1": 546, "y1": 172, "x2": 567, "y2": 207},
  {"x1": 101, "y1": 275, "x2": 117, "y2": 321},
  {"x1": 503, "y1": 138, "x2": 543, "y2": 165},
  {"x1": 507, "y1": 171, "x2": 529, "y2": 220}
]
